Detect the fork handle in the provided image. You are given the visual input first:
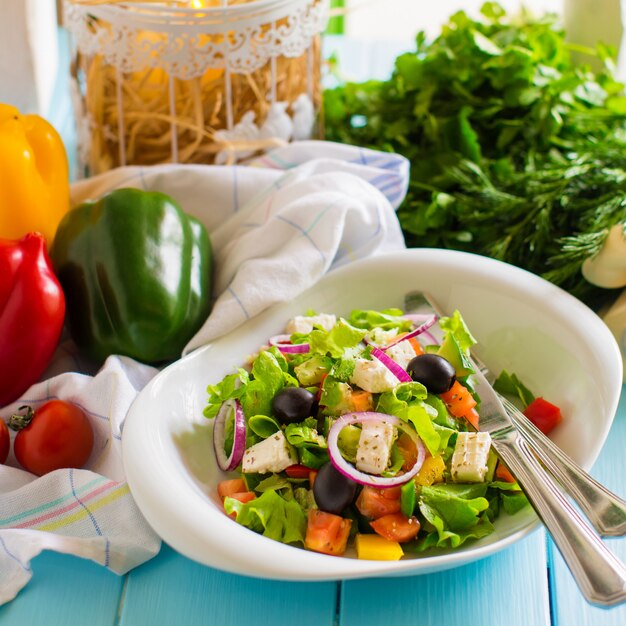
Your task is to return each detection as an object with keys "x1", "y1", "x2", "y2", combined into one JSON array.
[
  {"x1": 509, "y1": 411, "x2": 626, "y2": 537},
  {"x1": 496, "y1": 435, "x2": 626, "y2": 607}
]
